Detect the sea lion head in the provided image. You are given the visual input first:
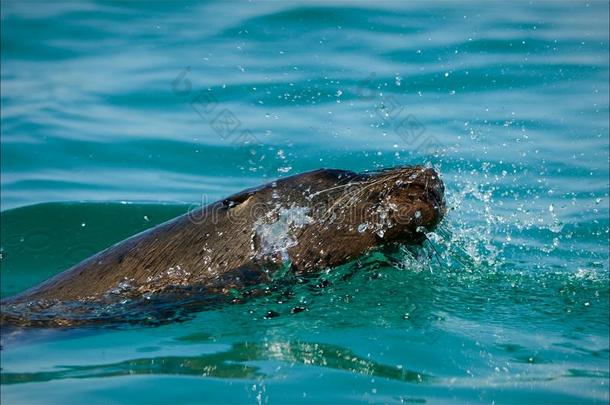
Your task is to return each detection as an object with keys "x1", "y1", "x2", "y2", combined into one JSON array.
[{"x1": 249, "y1": 166, "x2": 446, "y2": 272}]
